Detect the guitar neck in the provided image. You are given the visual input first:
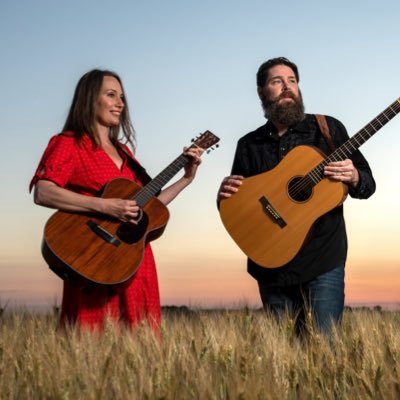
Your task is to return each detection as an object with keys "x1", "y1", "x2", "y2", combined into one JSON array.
[
  {"x1": 311, "y1": 98, "x2": 400, "y2": 183},
  {"x1": 133, "y1": 153, "x2": 190, "y2": 207},
  {"x1": 129, "y1": 129, "x2": 220, "y2": 207}
]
